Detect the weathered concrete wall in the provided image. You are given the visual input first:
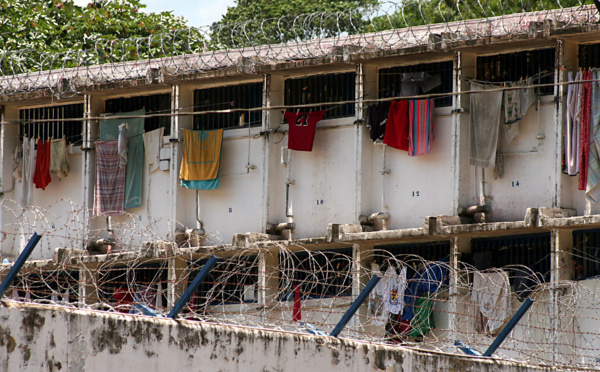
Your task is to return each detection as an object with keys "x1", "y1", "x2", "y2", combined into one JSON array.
[{"x1": 0, "y1": 301, "x2": 557, "y2": 372}]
